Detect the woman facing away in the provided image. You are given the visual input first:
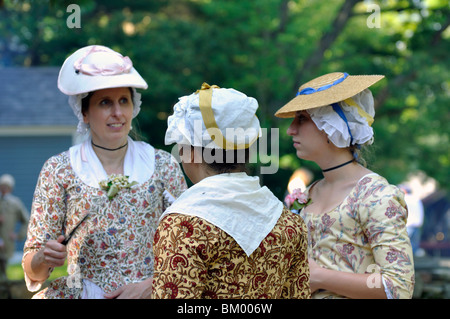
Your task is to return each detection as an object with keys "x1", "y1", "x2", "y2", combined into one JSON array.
[
  {"x1": 151, "y1": 83, "x2": 310, "y2": 299},
  {"x1": 22, "y1": 45, "x2": 187, "y2": 298},
  {"x1": 275, "y1": 72, "x2": 415, "y2": 299}
]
